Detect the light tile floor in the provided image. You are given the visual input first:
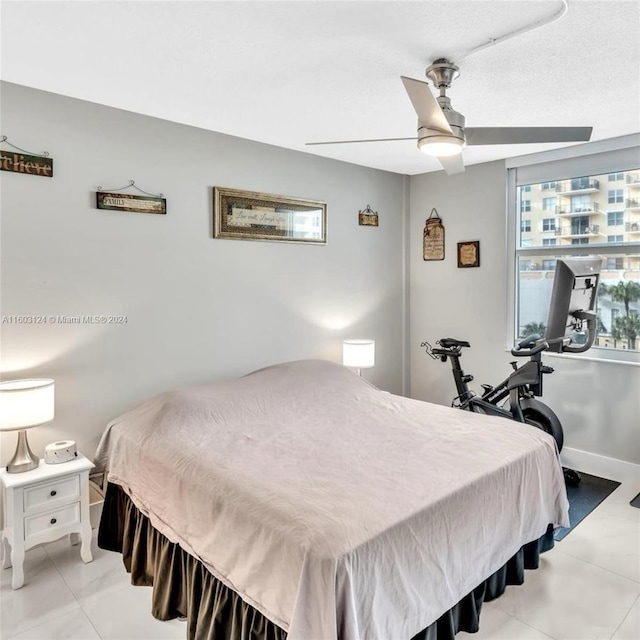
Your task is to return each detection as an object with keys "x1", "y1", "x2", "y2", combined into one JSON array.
[{"x1": 2, "y1": 481, "x2": 639, "y2": 640}]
